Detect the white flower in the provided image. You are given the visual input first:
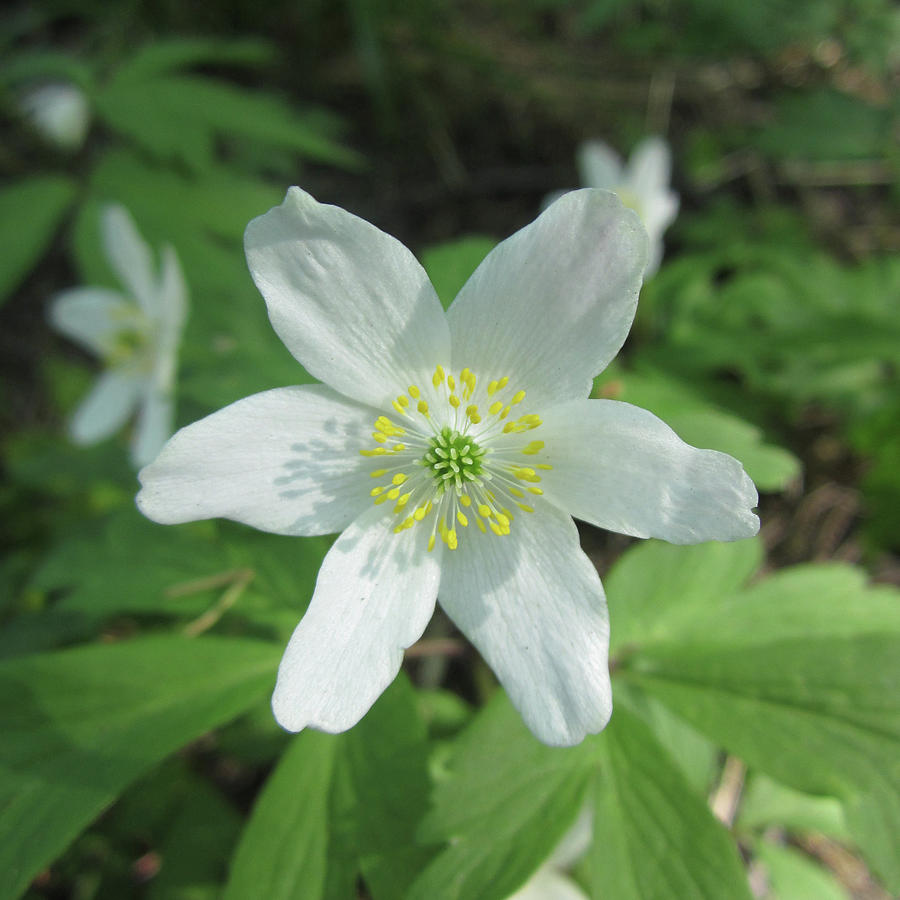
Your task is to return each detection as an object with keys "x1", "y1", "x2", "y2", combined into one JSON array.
[
  {"x1": 19, "y1": 82, "x2": 91, "y2": 151},
  {"x1": 136, "y1": 187, "x2": 757, "y2": 746},
  {"x1": 549, "y1": 137, "x2": 679, "y2": 276},
  {"x1": 49, "y1": 205, "x2": 188, "y2": 467}
]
